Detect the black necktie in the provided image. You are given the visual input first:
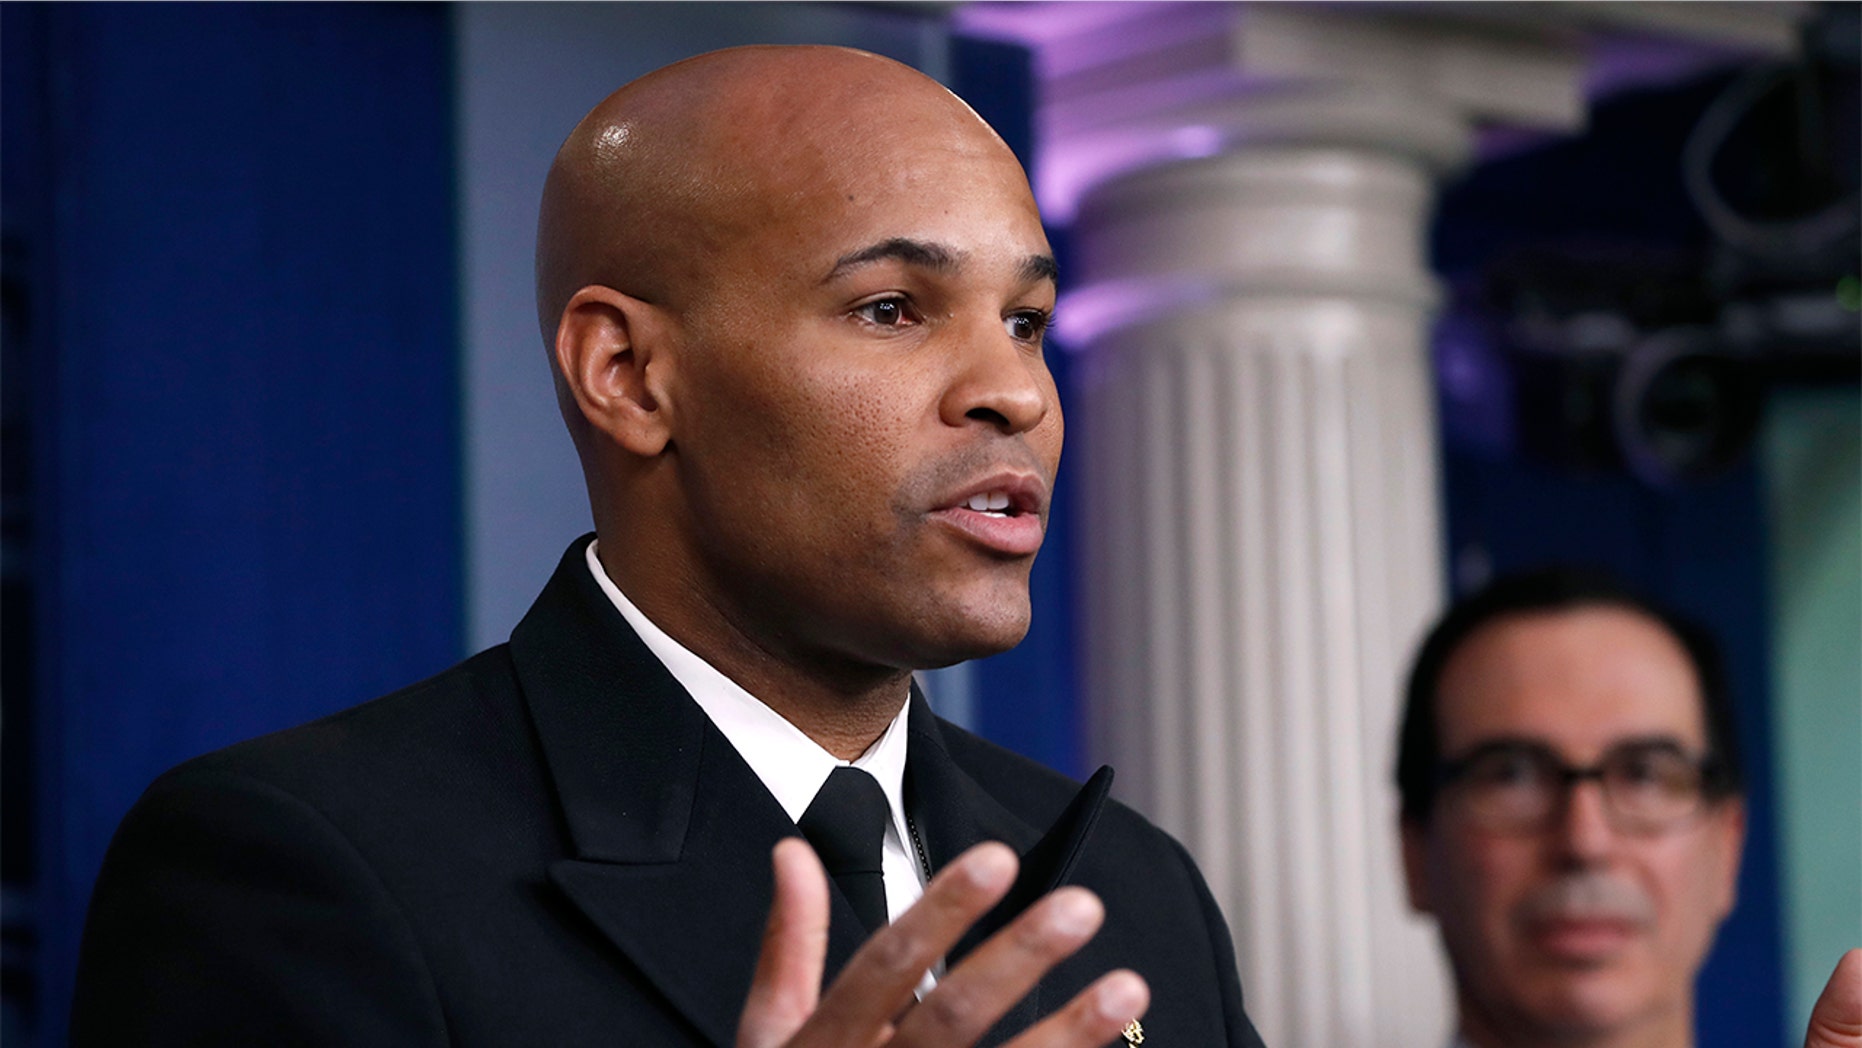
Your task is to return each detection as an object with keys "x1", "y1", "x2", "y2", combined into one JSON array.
[{"x1": 798, "y1": 766, "x2": 890, "y2": 935}]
